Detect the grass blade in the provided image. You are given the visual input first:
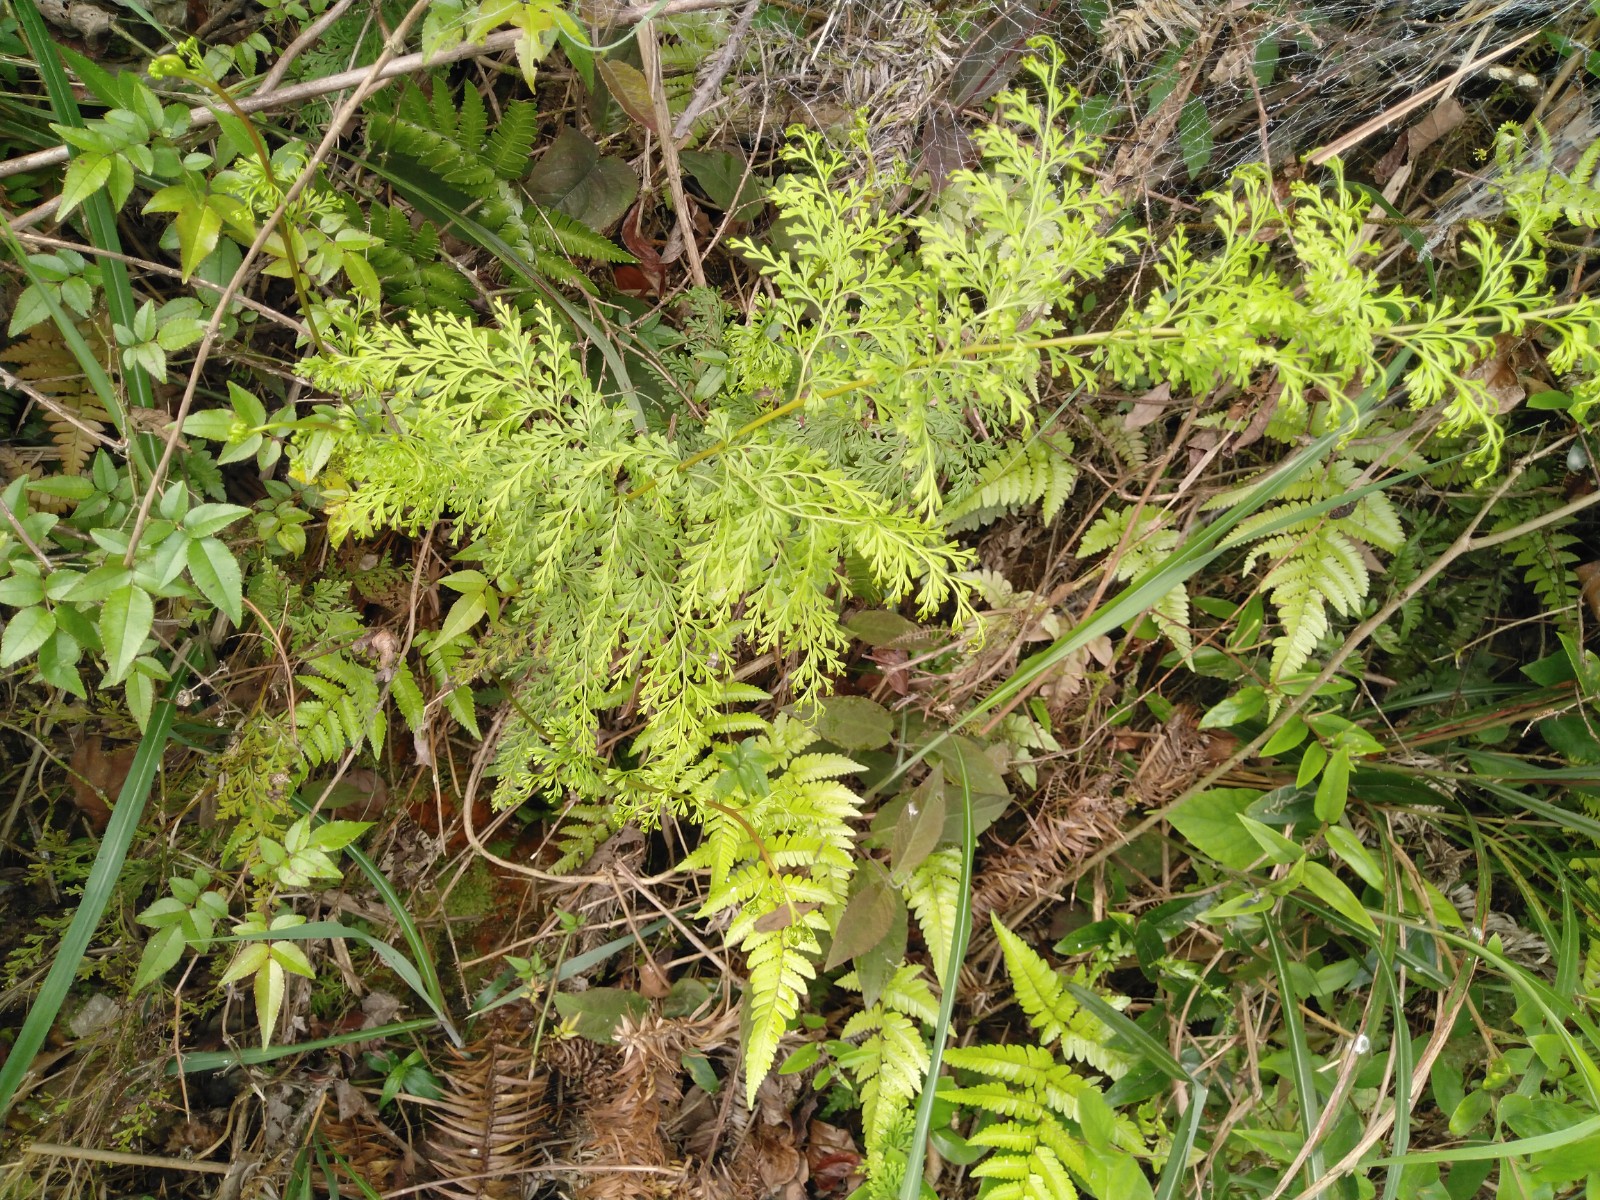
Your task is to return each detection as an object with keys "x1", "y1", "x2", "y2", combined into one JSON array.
[
  {"x1": 1369, "y1": 1115, "x2": 1600, "y2": 1166},
  {"x1": 167, "y1": 1017, "x2": 441, "y2": 1073},
  {"x1": 13, "y1": 0, "x2": 157, "y2": 437},
  {"x1": 290, "y1": 794, "x2": 457, "y2": 1045},
  {"x1": 899, "y1": 739, "x2": 975, "y2": 1200},
  {"x1": 1264, "y1": 911, "x2": 1326, "y2": 1186},
  {"x1": 1154, "y1": 1079, "x2": 1209, "y2": 1200},
  {"x1": 0, "y1": 651, "x2": 192, "y2": 1117}
]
